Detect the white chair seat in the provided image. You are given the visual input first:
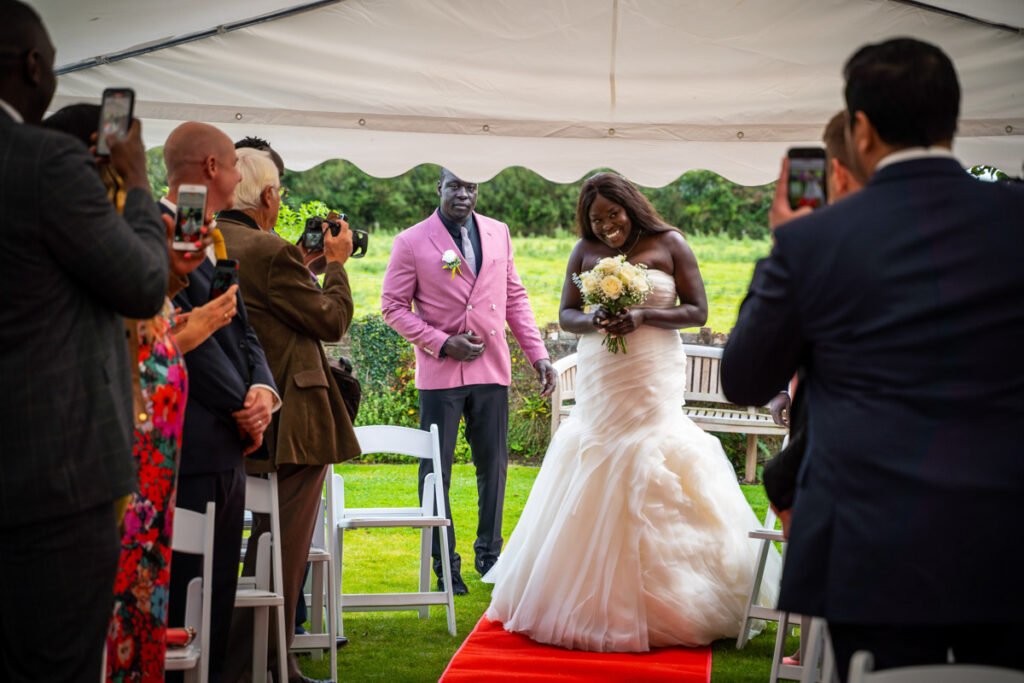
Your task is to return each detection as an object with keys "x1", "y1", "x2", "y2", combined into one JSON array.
[
  {"x1": 339, "y1": 514, "x2": 450, "y2": 529},
  {"x1": 164, "y1": 646, "x2": 200, "y2": 670},
  {"x1": 234, "y1": 589, "x2": 285, "y2": 608}
]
